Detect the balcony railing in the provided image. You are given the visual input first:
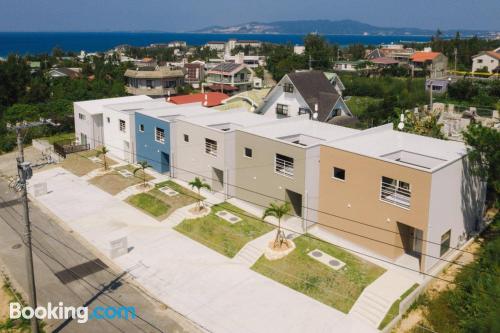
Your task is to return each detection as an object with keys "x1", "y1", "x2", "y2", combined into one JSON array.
[
  {"x1": 205, "y1": 141, "x2": 218, "y2": 156},
  {"x1": 275, "y1": 157, "x2": 294, "y2": 177},
  {"x1": 380, "y1": 181, "x2": 411, "y2": 208}
]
